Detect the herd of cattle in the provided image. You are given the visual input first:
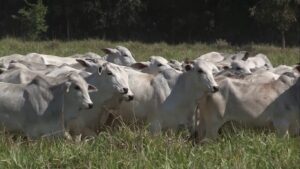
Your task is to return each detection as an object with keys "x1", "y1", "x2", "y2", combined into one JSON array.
[{"x1": 0, "y1": 46, "x2": 299, "y2": 142}]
